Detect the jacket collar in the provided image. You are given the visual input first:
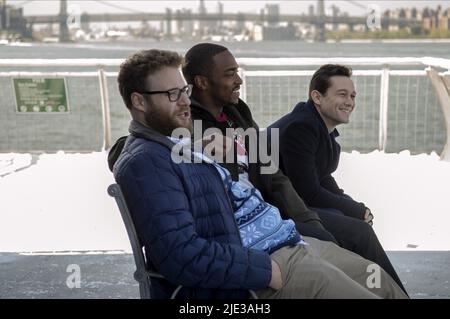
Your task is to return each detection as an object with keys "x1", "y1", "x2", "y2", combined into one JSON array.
[
  {"x1": 129, "y1": 120, "x2": 203, "y2": 163},
  {"x1": 128, "y1": 119, "x2": 176, "y2": 149},
  {"x1": 190, "y1": 97, "x2": 253, "y2": 130},
  {"x1": 190, "y1": 97, "x2": 217, "y2": 122}
]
